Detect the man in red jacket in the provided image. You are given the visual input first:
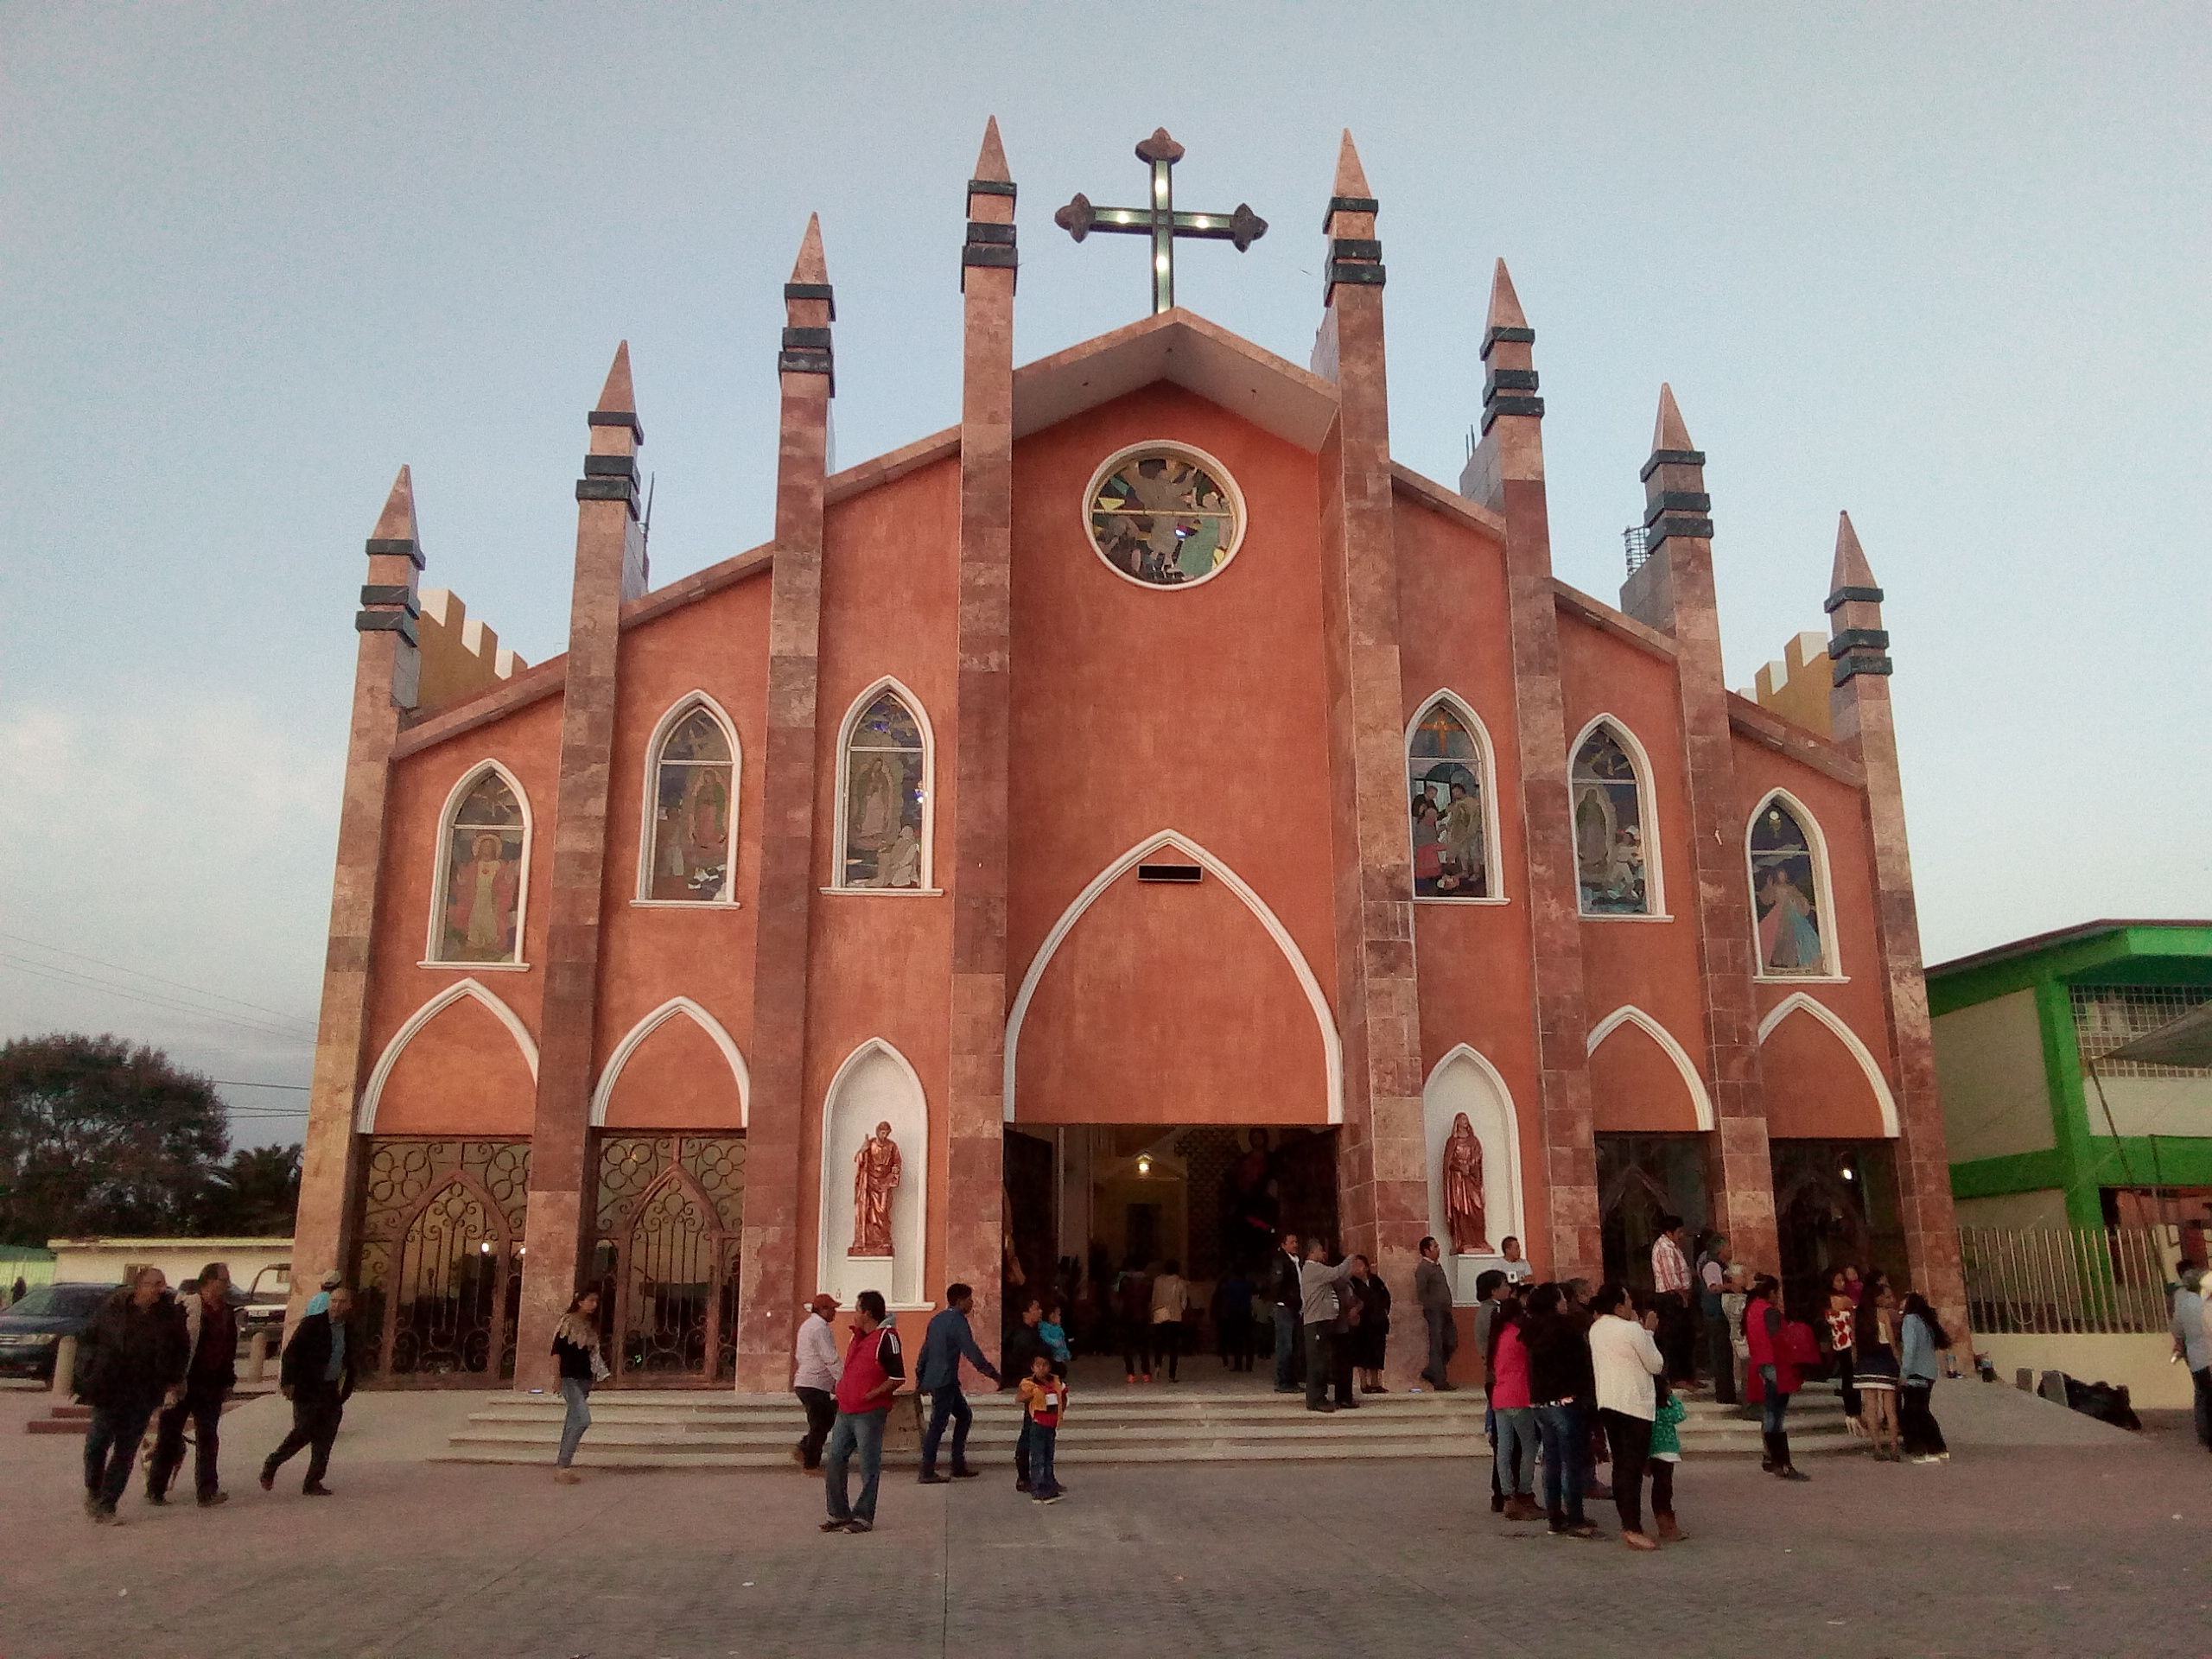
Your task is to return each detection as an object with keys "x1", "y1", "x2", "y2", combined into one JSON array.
[{"x1": 823, "y1": 1290, "x2": 904, "y2": 1535}]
